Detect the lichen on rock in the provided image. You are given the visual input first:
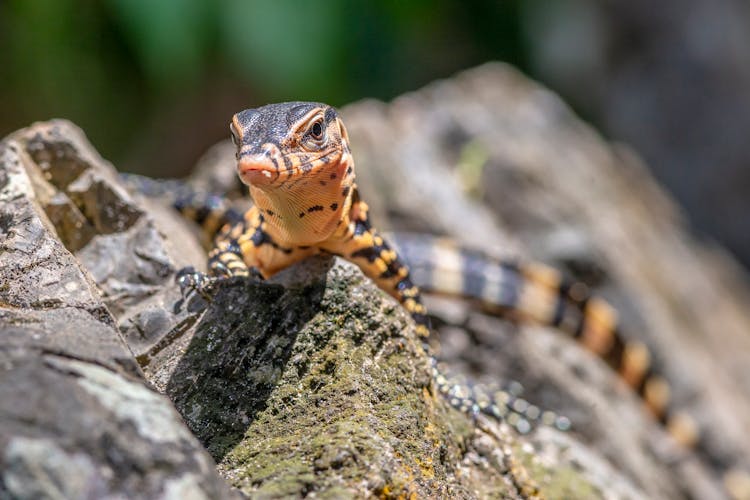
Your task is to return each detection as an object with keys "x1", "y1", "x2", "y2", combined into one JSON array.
[{"x1": 0, "y1": 125, "x2": 236, "y2": 500}]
